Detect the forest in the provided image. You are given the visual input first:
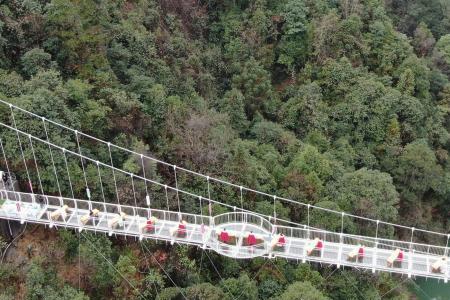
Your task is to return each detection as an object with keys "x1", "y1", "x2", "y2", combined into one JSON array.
[{"x1": 0, "y1": 0, "x2": 450, "y2": 299}]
